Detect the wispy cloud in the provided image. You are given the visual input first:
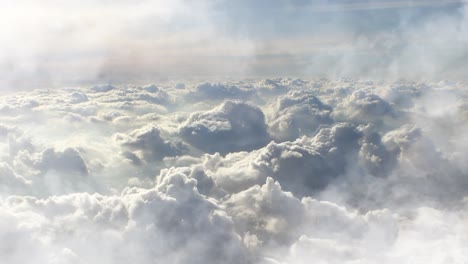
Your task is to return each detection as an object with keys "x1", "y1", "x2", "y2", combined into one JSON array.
[{"x1": 310, "y1": 0, "x2": 468, "y2": 12}]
